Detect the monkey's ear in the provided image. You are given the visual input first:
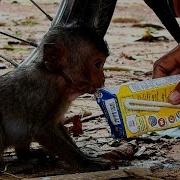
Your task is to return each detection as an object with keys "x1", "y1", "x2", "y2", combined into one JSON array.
[
  {"x1": 43, "y1": 43, "x2": 58, "y2": 63},
  {"x1": 43, "y1": 43, "x2": 60, "y2": 72},
  {"x1": 43, "y1": 43, "x2": 67, "y2": 72}
]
